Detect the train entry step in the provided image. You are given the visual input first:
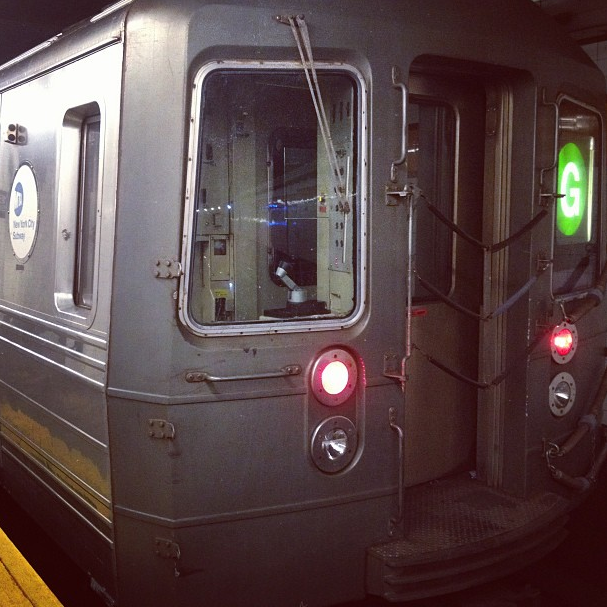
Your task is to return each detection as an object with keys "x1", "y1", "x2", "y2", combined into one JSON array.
[
  {"x1": 0, "y1": 524, "x2": 63, "y2": 607},
  {"x1": 367, "y1": 474, "x2": 570, "y2": 602}
]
